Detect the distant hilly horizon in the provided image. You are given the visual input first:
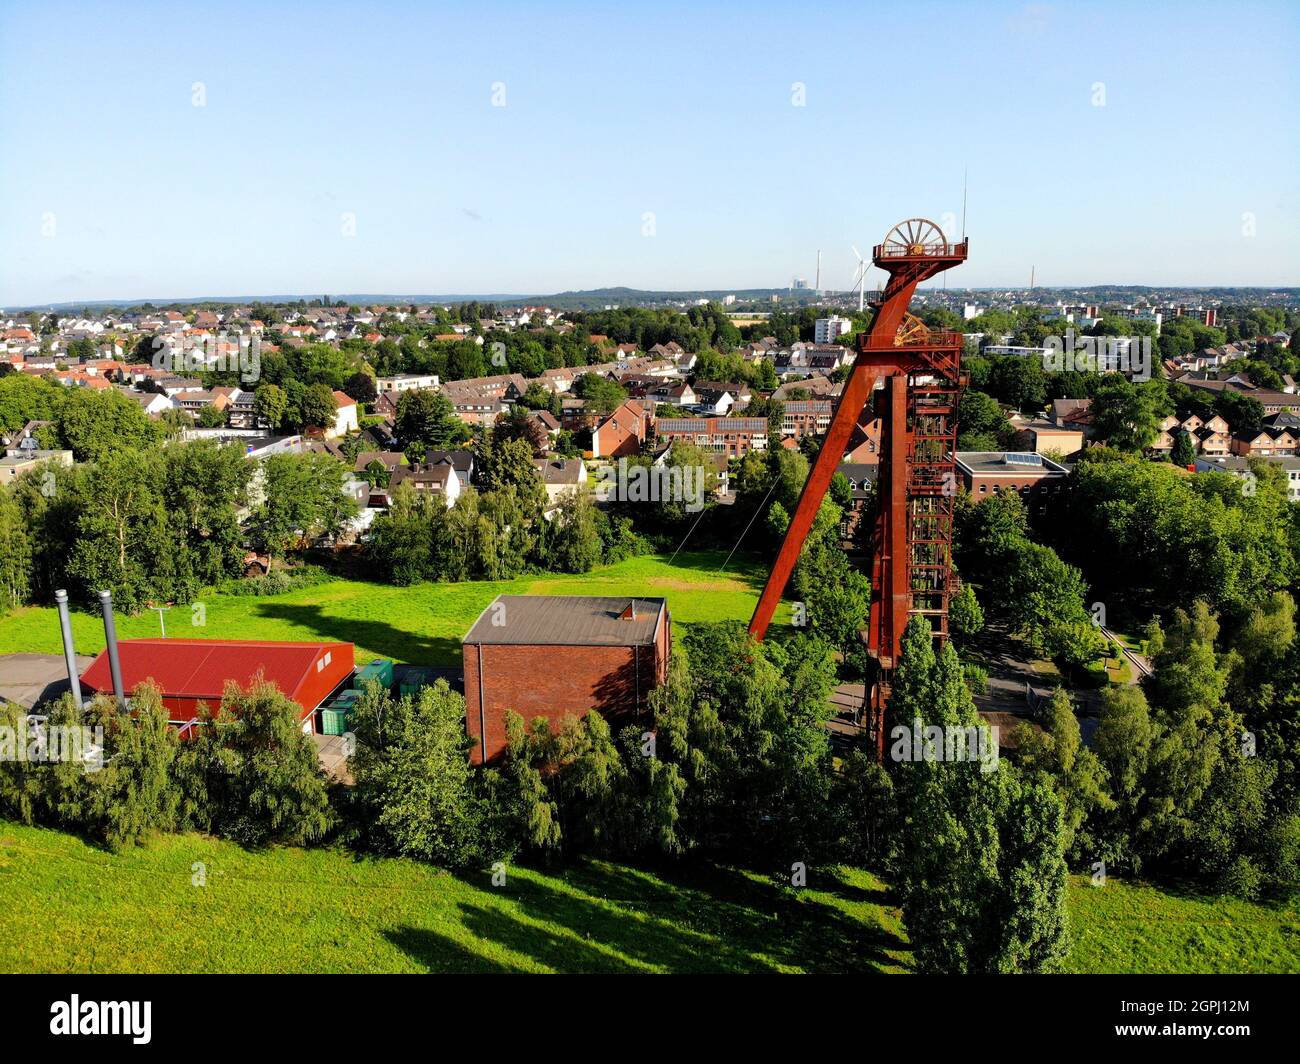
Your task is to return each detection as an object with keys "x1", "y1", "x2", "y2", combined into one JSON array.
[{"x1": 9, "y1": 283, "x2": 1298, "y2": 313}]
